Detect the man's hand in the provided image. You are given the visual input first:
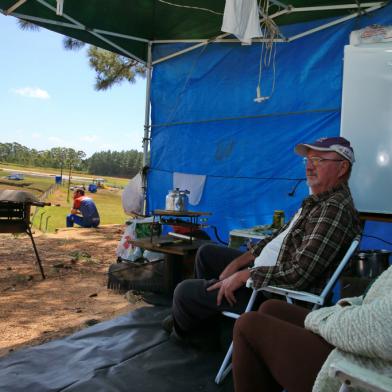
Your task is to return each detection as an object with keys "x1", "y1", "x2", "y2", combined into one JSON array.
[
  {"x1": 71, "y1": 208, "x2": 78, "y2": 214},
  {"x1": 207, "y1": 269, "x2": 250, "y2": 306}
]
